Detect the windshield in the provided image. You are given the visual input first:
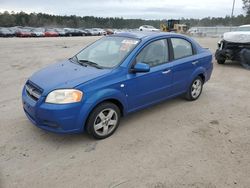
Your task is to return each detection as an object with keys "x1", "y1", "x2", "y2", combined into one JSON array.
[
  {"x1": 236, "y1": 26, "x2": 250, "y2": 31},
  {"x1": 75, "y1": 36, "x2": 140, "y2": 68}
]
